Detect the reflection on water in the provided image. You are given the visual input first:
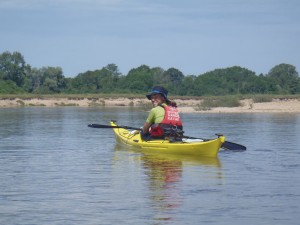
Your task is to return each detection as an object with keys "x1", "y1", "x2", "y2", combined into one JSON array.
[
  {"x1": 113, "y1": 143, "x2": 223, "y2": 221},
  {"x1": 142, "y1": 153, "x2": 183, "y2": 221},
  {"x1": 113, "y1": 143, "x2": 222, "y2": 167}
]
